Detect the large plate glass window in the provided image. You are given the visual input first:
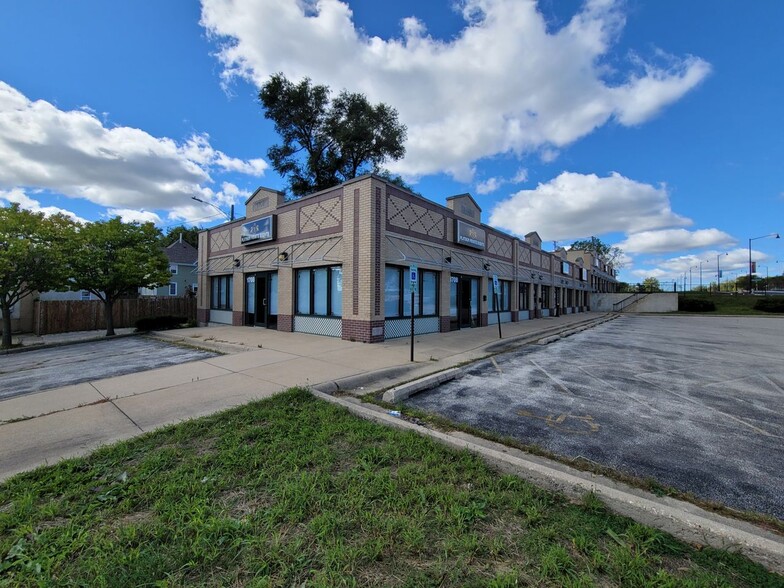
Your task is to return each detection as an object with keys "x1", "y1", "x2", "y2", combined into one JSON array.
[
  {"x1": 296, "y1": 266, "x2": 343, "y2": 317},
  {"x1": 490, "y1": 279, "x2": 511, "y2": 312},
  {"x1": 384, "y1": 266, "x2": 439, "y2": 318},
  {"x1": 210, "y1": 275, "x2": 233, "y2": 310}
]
